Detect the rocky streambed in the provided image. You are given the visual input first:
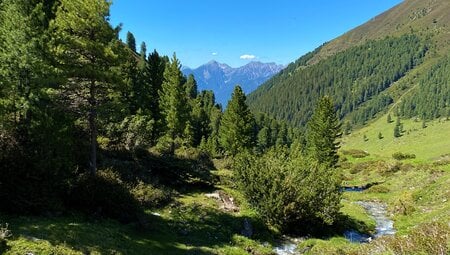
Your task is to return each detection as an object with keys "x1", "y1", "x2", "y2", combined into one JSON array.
[
  {"x1": 344, "y1": 200, "x2": 396, "y2": 243},
  {"x1": 274, "y1": 196, "x2": 396, "y2": 254}
]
